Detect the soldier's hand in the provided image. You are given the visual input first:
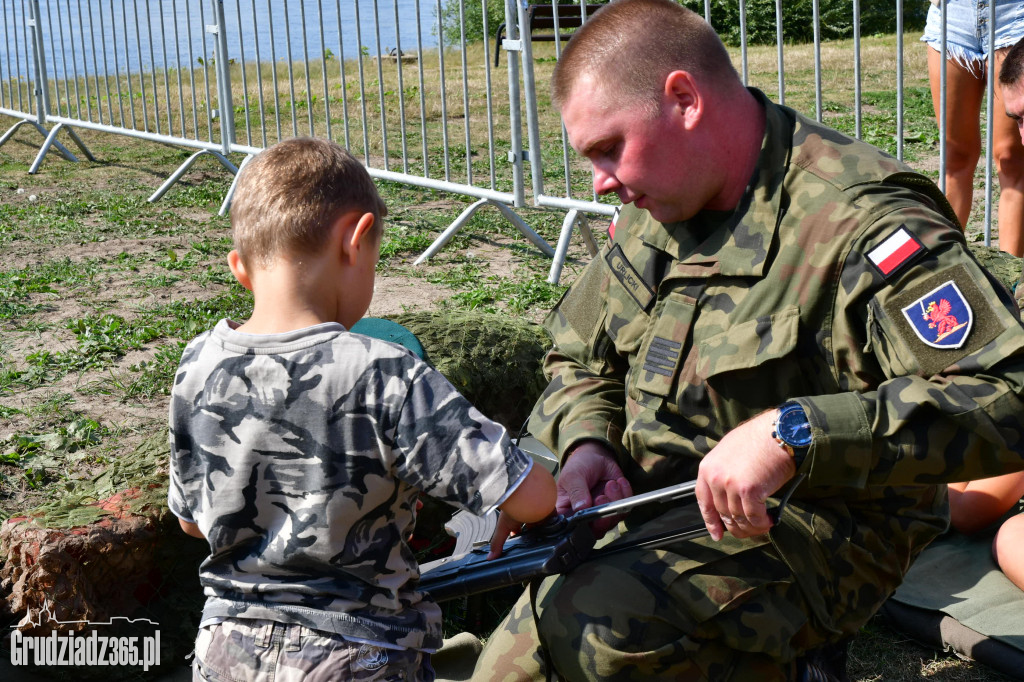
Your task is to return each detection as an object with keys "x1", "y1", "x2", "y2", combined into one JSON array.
[
  {"x1": 557, "y1": 441, "x2": 633, "y2": 537},
  {"x1": 696, "y1": 410, "x2": 796, "y2": 541}
]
